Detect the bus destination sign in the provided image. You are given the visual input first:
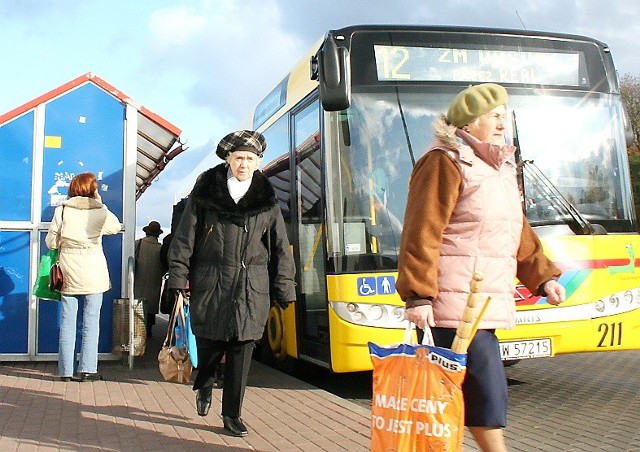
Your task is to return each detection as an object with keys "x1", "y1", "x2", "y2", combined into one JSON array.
[{"x1": 374, "y1": 45, "x2": 584, "y2": 86}]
